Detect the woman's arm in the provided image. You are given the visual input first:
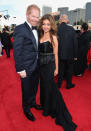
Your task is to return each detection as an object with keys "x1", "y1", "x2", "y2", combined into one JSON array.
[{"x1": 53, "y1": 35, "x2": 58, "y2": 76}]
